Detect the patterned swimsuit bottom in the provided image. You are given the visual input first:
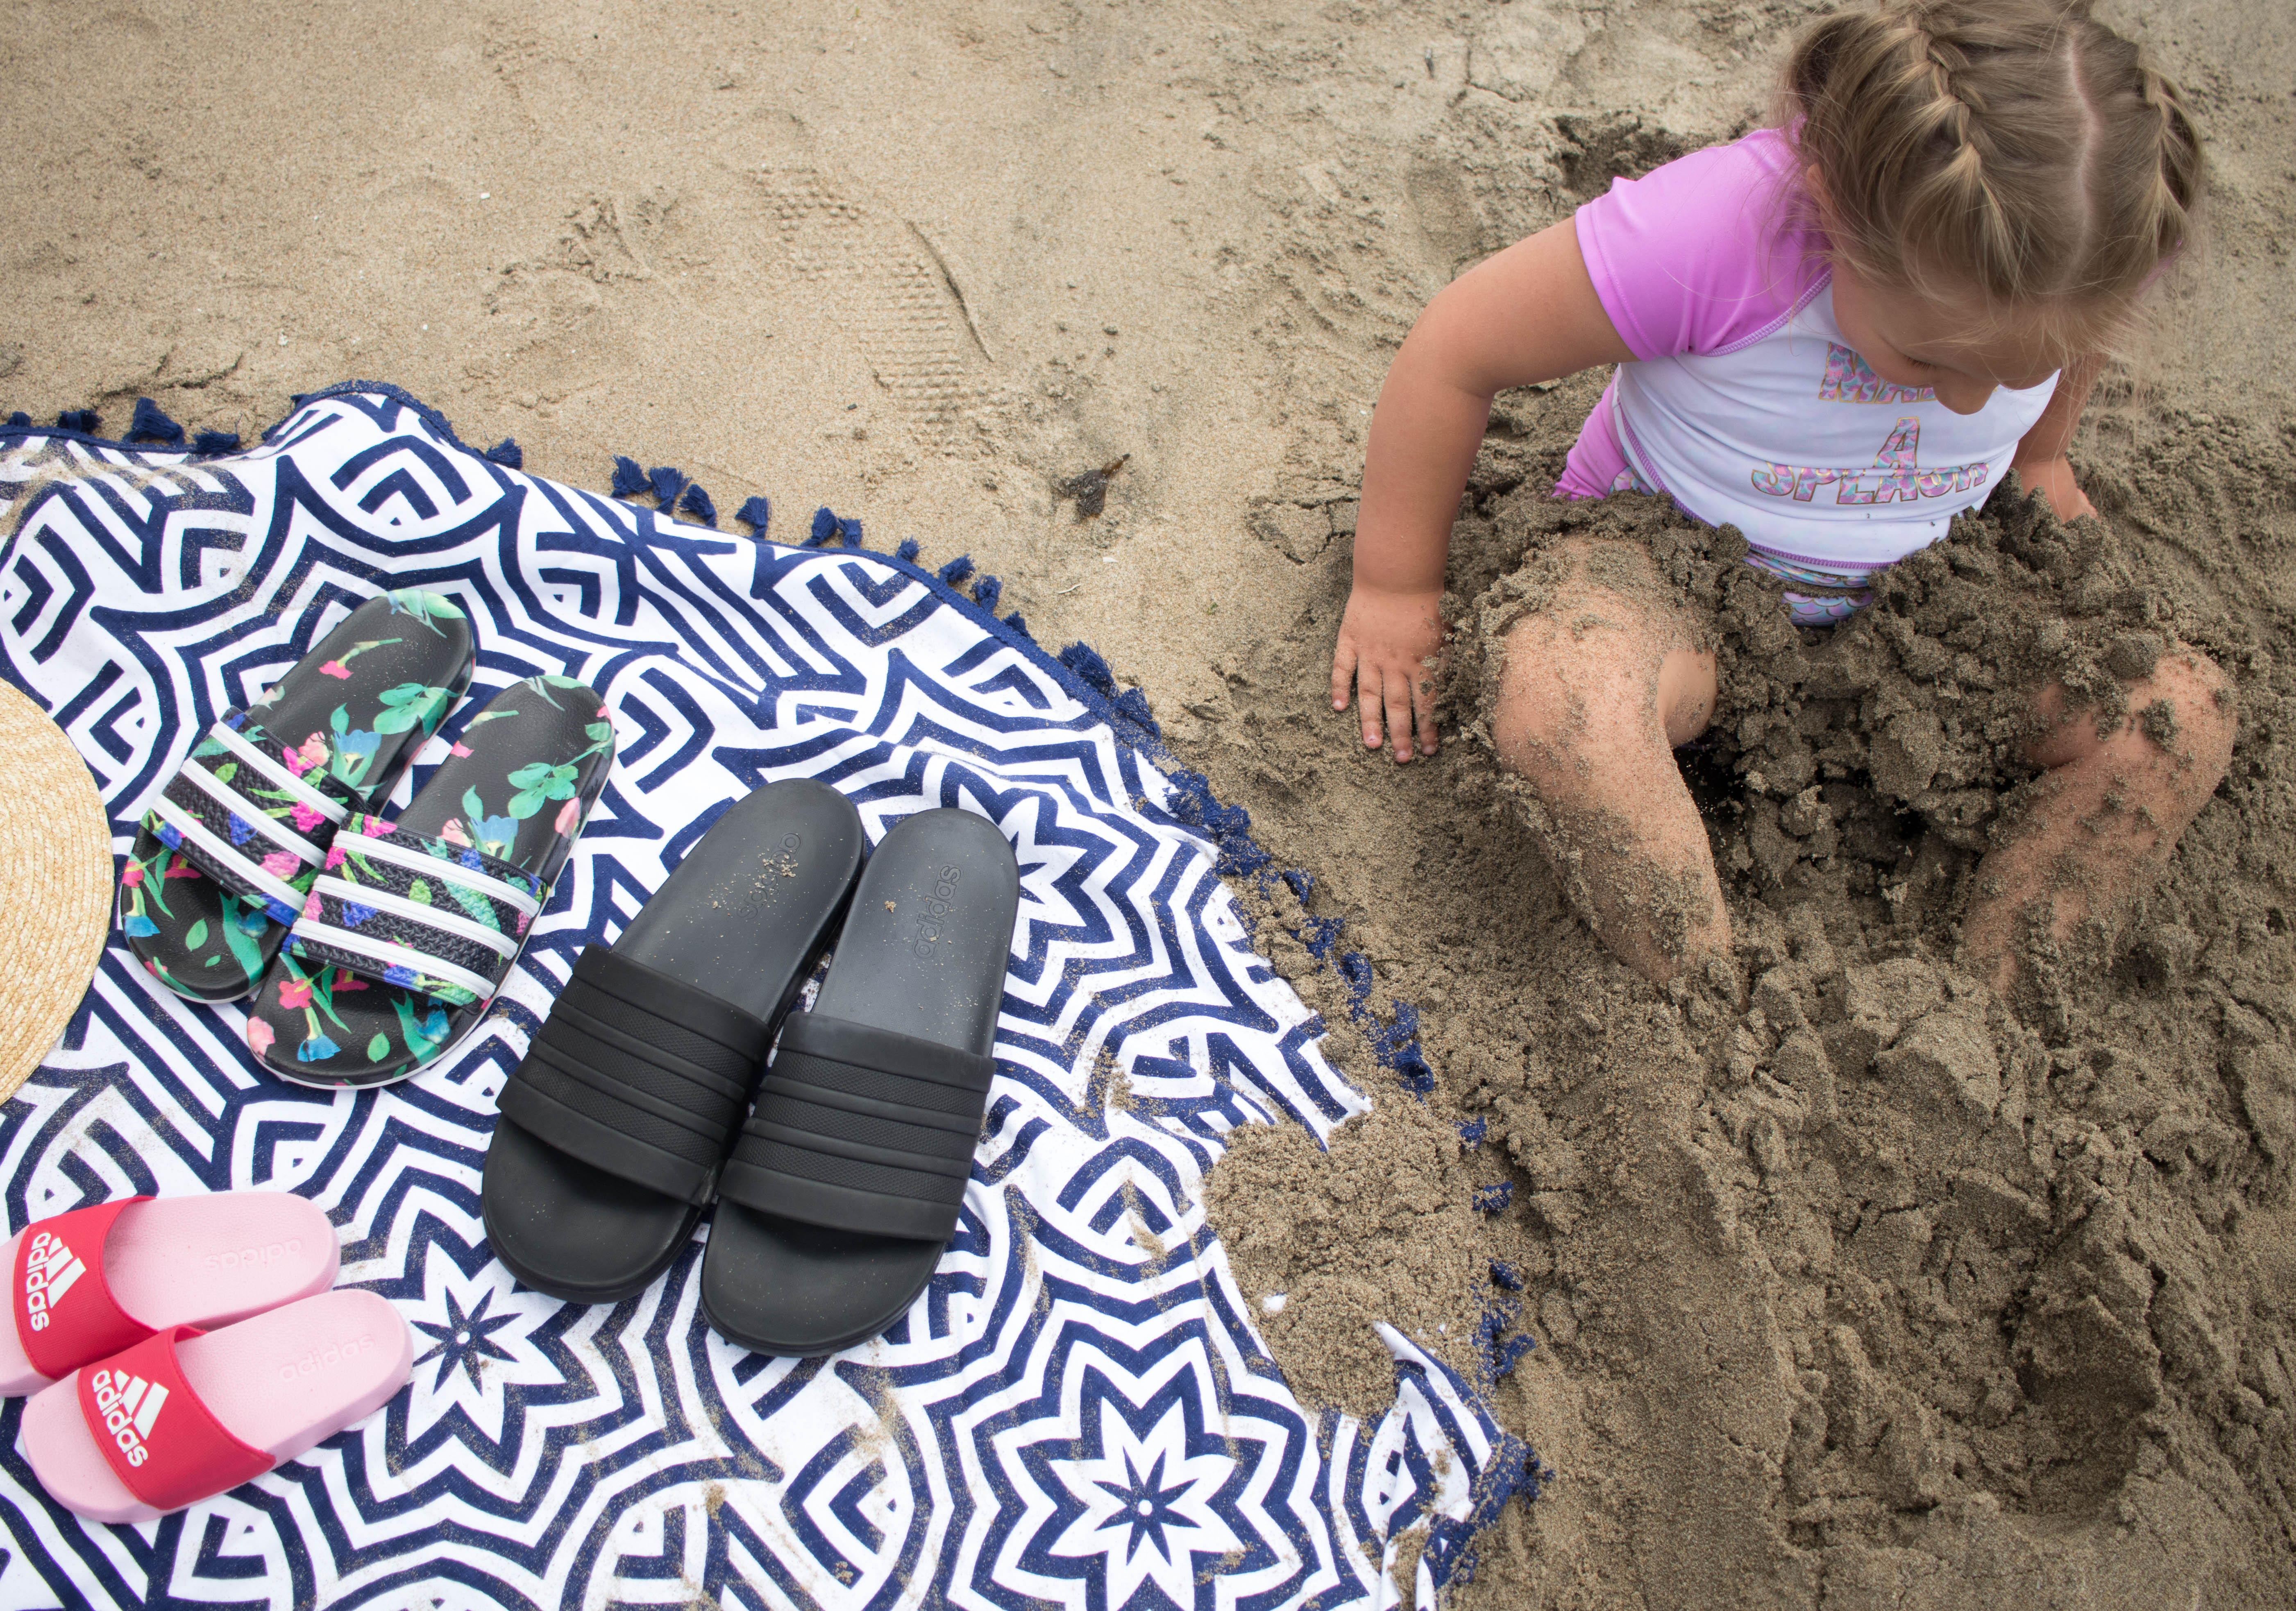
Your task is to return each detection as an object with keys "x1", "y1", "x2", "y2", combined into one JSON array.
[{"x1": 1740, "y1": 547, "x2": 1876, "y2": 626}]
